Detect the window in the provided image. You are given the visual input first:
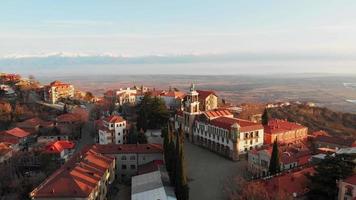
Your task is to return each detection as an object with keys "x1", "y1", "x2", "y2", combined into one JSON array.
[
  {"x1": 121, "y1": 156, "x2": 127, "y2": 160},
  {"x1": 250, "y1": 140, "x2": 253, "y2": 145},
  {"x1": 245, "y1": 133, "x2": 248, "y2": 139},
  {"x1": 244, "y1": 147, "x2": 248, "y2": 152},
  {"x1": 121, "y1": 165, "x2": 127, "y2": 169},
  {"x1": 130, "y1": 165, "x2": 136, "y2": 169},
  {"x1": 130, "y1": 156, "x2": 135, "y2": 160},
  {"x1": 255, "y1": 131, "x2": 259, "y2": 137}
]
